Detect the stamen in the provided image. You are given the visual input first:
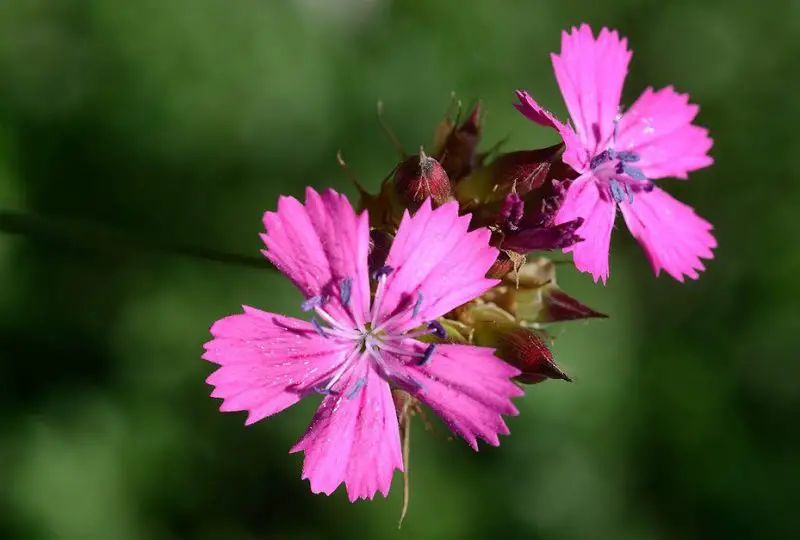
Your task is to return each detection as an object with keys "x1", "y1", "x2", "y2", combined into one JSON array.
[
  {"x1": 340, "y1": 277, "x2": 352, "y2": 307},
  {"x1": 609, "y1": 179, "x2": 626, "y2": 204},
  {"x1": 643, "y1": 181, "x2": 656, "y2": 193},
  {"x1": 365, "y1": 343, "x2": 427, "y2": 393},
  {"x1": 313, "y1": 385, "x2": 339, "y2": 396},
  {"x1": 314, "y1": 347, "x2": 363, "y2": 395},
  {"x1": 372, "y1": 265, "x2": 394, "y2": 281},
  {"x1": 365, "y1": 344, "x2": 394, "y2": 379},
  {"x1": 301, "y1": 295, "x2": 323, "y2": 312},
  {"x1": 624, "y1": 182, "x2": 634, "y2": 205},
  {"x1": 428, "y1": 320, "x2": 447, "y2": 339},
  {"x1": 412, "y1": 292, "x2": 424, "y2": 318},
  {"x1": 621, "y1": 164, "x2": 647, "y2": 181},
  {"x1": 346, "y1": 377, "x2": 367, "y2": 399},
  {"x1": 371, "y1": 338, "x2": 426, "y2": 358},
  {"x1": 311, "y1": 316, "x2": 328, "y2": 338},
  {"x1": 613, "y1": 115, "x2": 621, "y2": 142},
  {"x1": 590, "y1": 150, "x2": 610, "y2": 170},
  {"x1": 607, "y1": 147, "x2": 617, "y2": 160},
  {"x1": 419, "y1": 344, "x2": 436, "y2": 366},
  {"x1": 616, "y1": 151, "x2": 640, "y2": 162},
  {"x1": 370, "y1": 269, "x2": 392, "y2": 327},
  {"x1": 312, "y1": 305, "x2": 360, "y2": 338}
]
